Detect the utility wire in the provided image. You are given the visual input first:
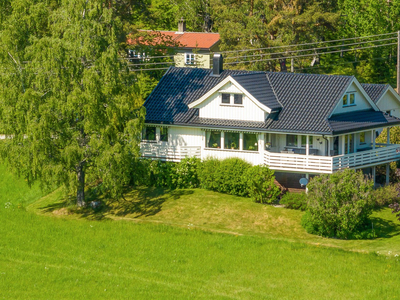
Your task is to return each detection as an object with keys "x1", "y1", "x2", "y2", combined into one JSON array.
[{"x1": 224, "y1": 42, "x2": 397, "y2": 65}]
